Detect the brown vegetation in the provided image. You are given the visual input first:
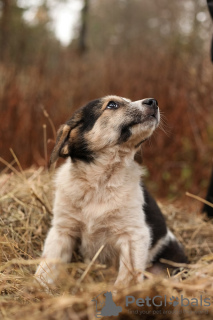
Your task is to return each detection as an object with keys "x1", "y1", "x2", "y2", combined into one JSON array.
[
  {"x1": 1, "y1": 168, "x2": 213, "y2": 319},
  {"x1": 1, "y1": 48, "x2": 213, "y2": 197},
  {"x1": 0, "y1": 0, "x2": 213, "y2": 198}
]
